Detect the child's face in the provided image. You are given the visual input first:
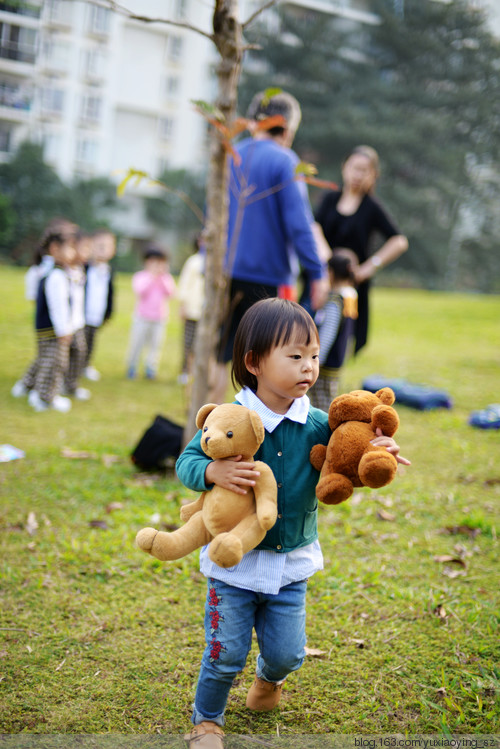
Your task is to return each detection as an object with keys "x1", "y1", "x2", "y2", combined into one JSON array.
[
  {"x1": 93, "y1": 233, "x2": 116, "y2": 263},
  {"x1": 50, "y1": 240, "x2": 76, "y2": 267},
  {"x1": 76, "y1": 237, "x2": 92, "y2": 265},
  {"x1": 247, "y1": 329, "x2": 320, "y2": 409}
]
